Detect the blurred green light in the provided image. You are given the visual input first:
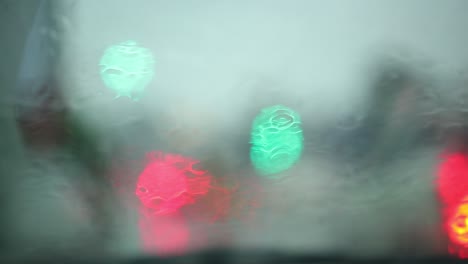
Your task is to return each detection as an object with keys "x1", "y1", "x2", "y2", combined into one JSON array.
[
  {"x1": 99, "y1": 40, "x2": 155, "y2": 101},
  {"x1": 250, "y1": 105, "x2": 304, "y2": 178}
]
